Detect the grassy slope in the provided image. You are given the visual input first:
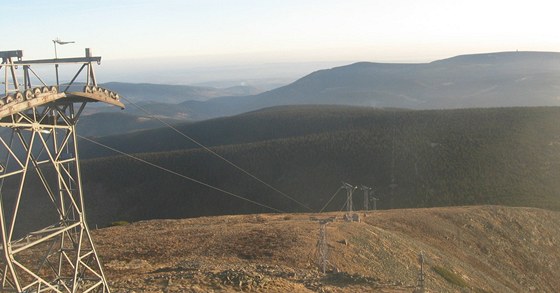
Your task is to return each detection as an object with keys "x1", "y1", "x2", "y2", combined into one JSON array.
[{"x1": 94, "y1": 206, "x2": 560, "y2": 292}]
